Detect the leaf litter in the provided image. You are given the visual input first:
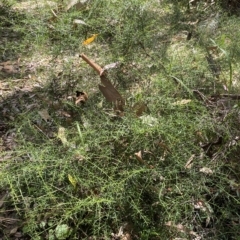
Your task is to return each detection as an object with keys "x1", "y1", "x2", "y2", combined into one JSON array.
[
  {"x1": 75, "y1": 91, "x2": 88, "y2": 105},
  {"x1": 0, "y1": 60, "x2": 20, "y2": 75},
  {"x1": 199, "y1": 167, "x2": 213, "y2": 174},
  {"x1": 38, "y1": 109, "x2": 52, "y2": 123},
  {"x1": 165, "y1": 221, "x2": 200, "y2": 239}
]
